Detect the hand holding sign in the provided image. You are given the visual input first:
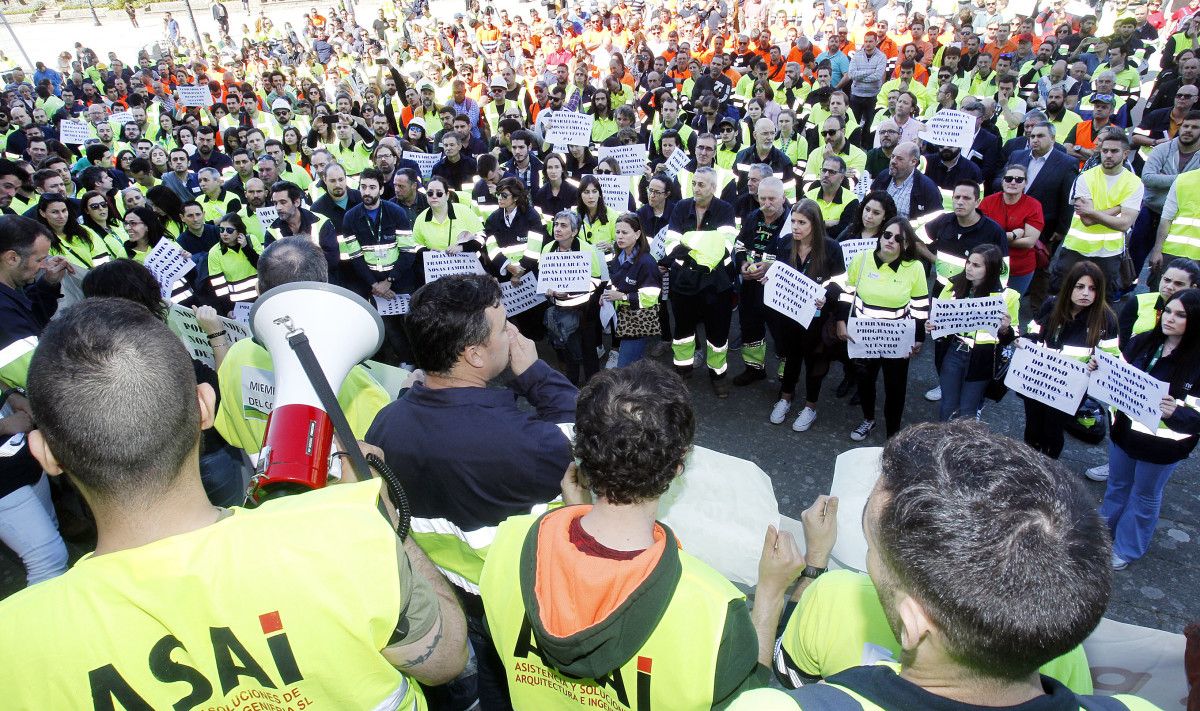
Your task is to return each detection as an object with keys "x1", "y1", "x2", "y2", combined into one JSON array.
[
  {"x1": 537, "y1": 251, "x2": 593, "y2": 293},
  {"x1": 928, "y1": 295, "x2": 1006, "y2": 340},
  {"x1": 373, "y1": 294, "x2": 411, "y2": 316},
  {"x1": 763, "y1": 261, "x2": 824, "y2": 328},
  {"x1": 178, "y1": 85, "x2": 214, "y2": 107},
  {"x1": 1004, "y1": 340, "x2": 1091, "y2": 414},
  {"x1": 1087, "y1": 350, "x2": 1170, "y2": 431}
]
